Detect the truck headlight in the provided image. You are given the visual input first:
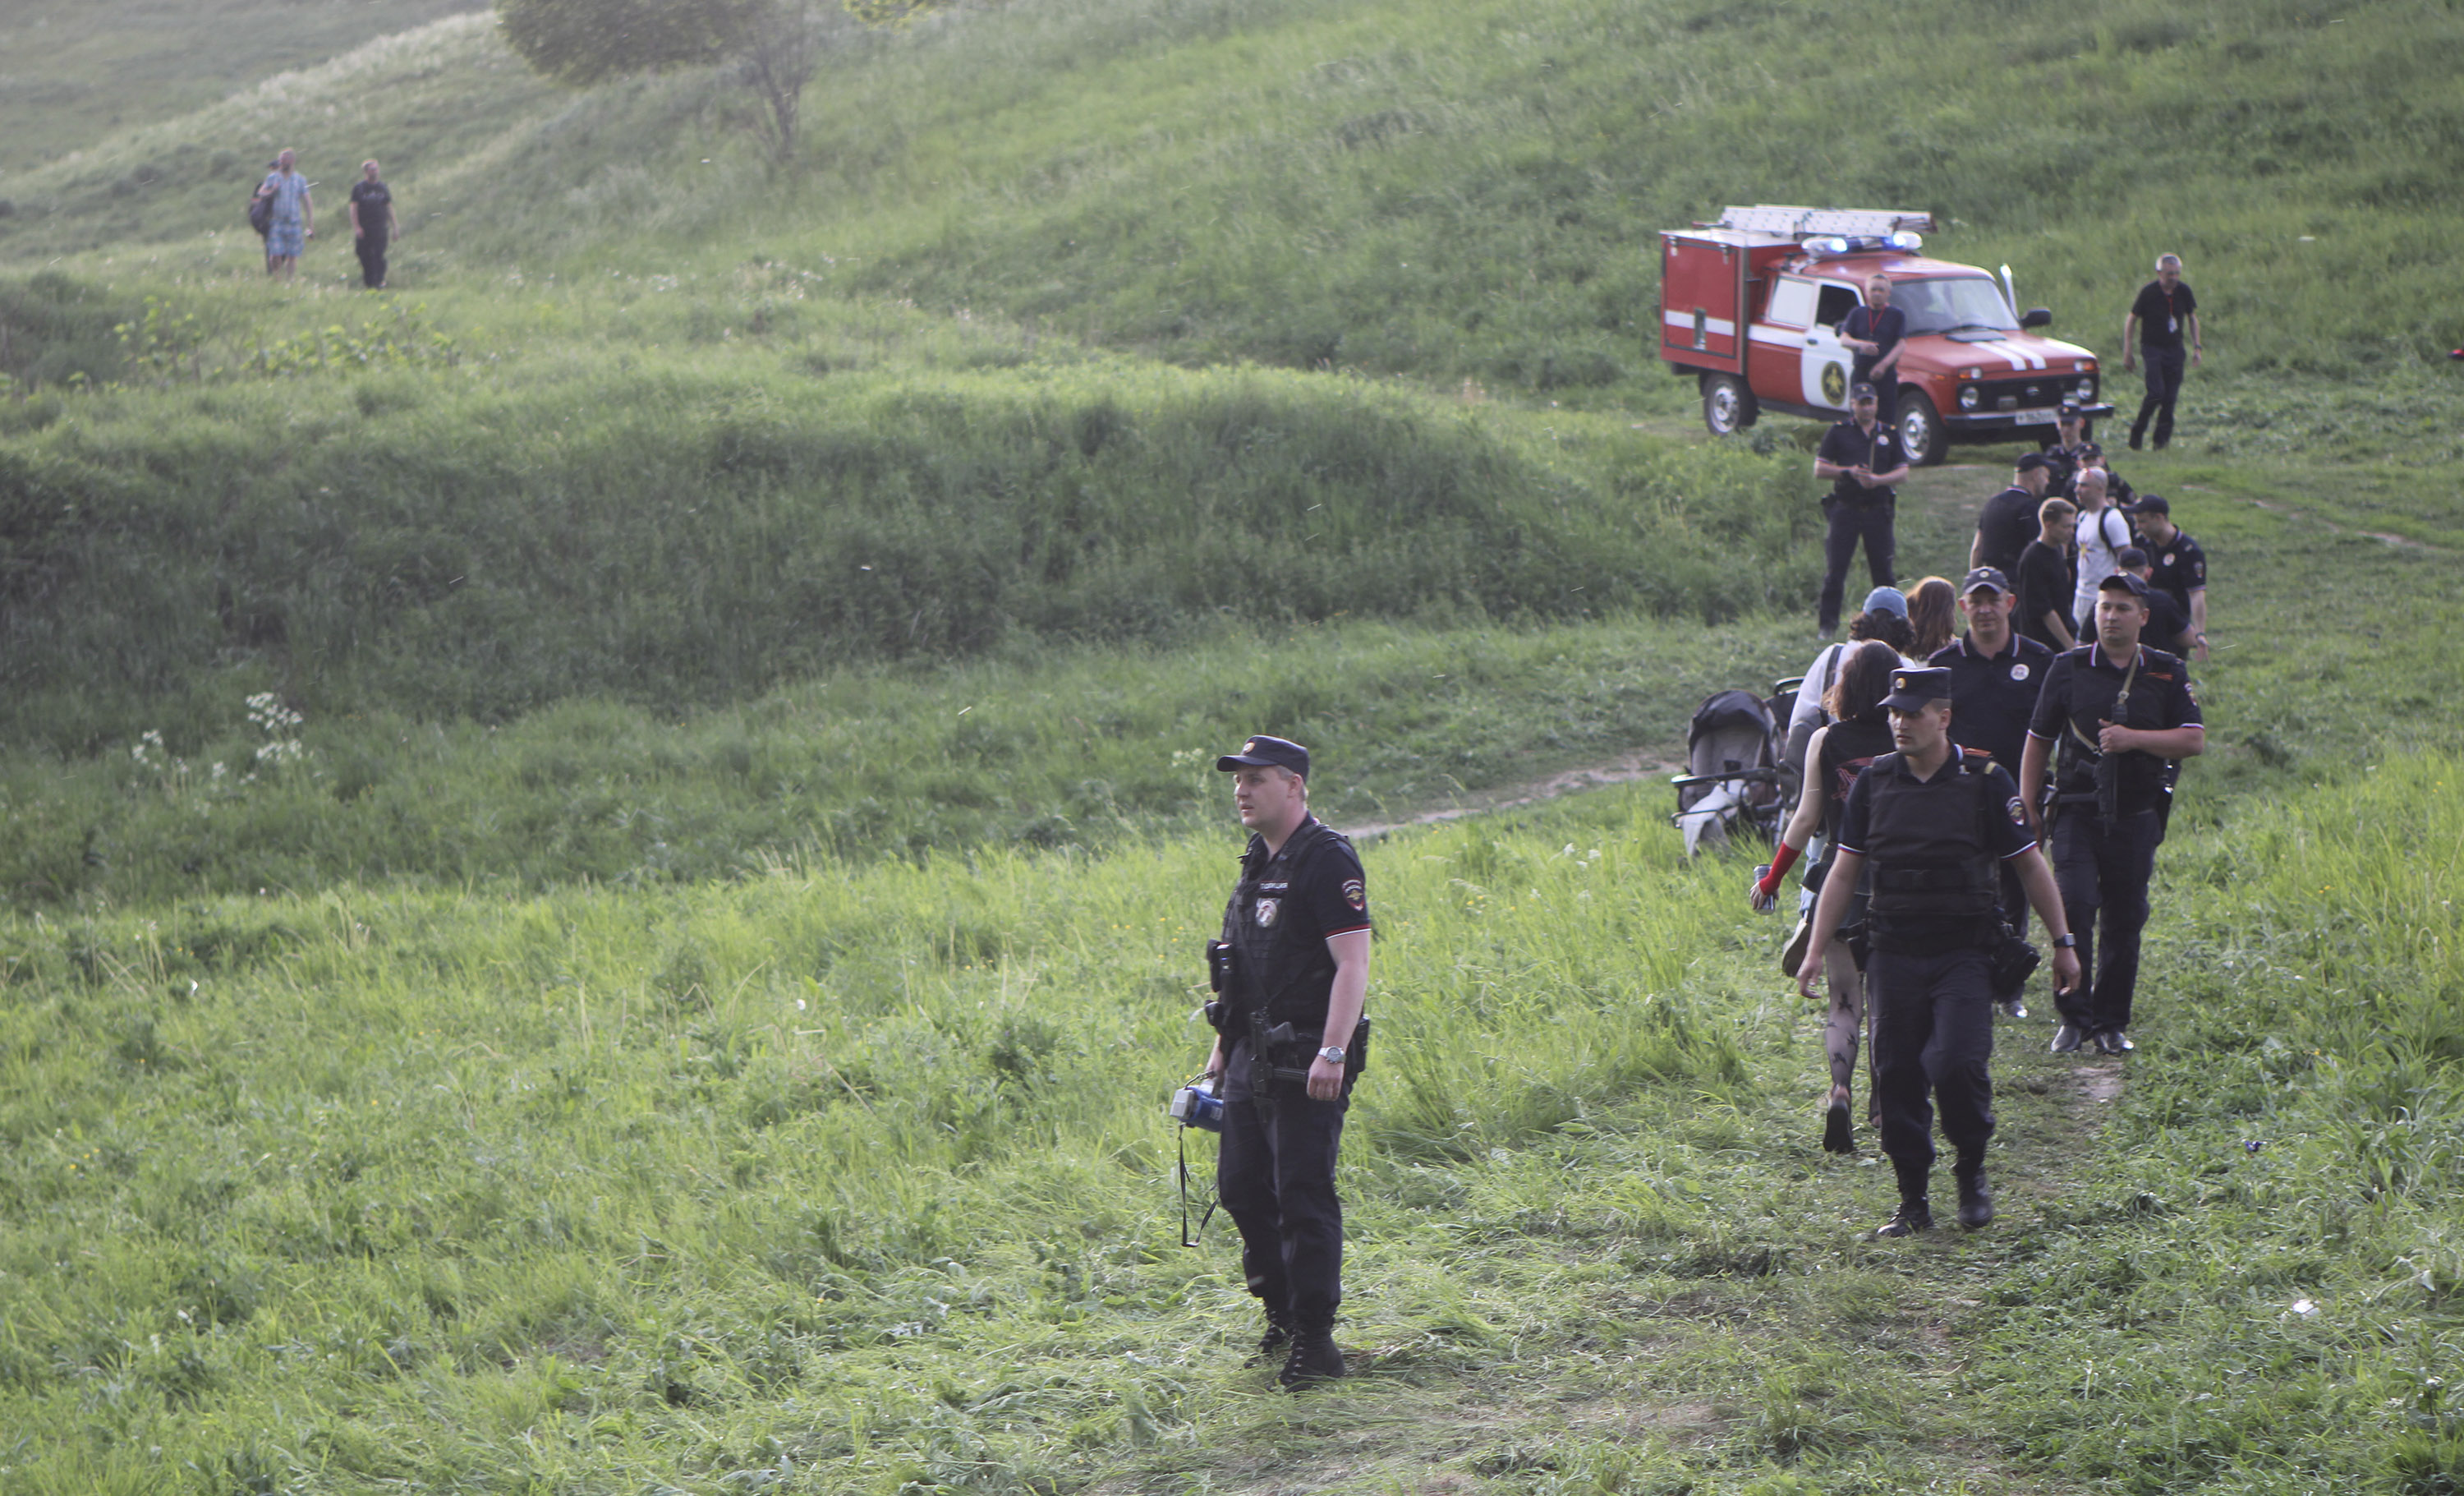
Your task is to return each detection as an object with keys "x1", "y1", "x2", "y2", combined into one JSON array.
[
  {"x1": 2076, "y1": 378, "x2": 2095, "y2": 401},
  {"x1": 1959, "y1": 385, "x2": 1980, "y2": 411}
]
